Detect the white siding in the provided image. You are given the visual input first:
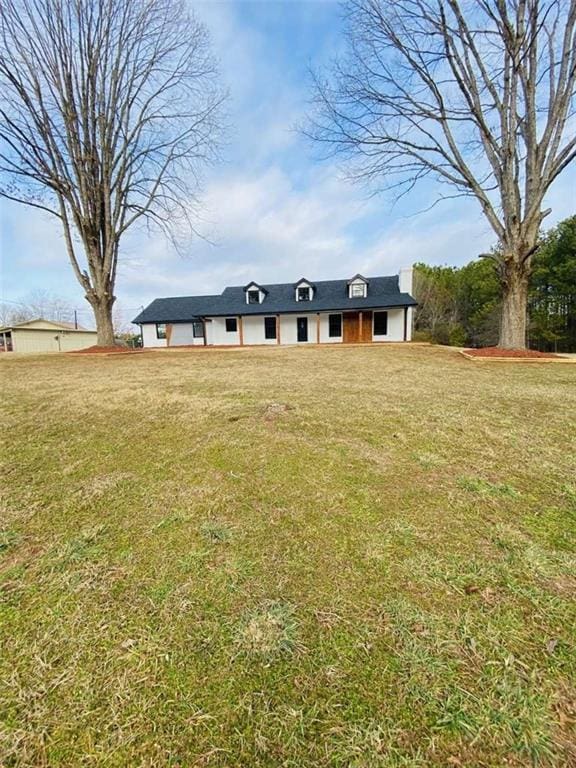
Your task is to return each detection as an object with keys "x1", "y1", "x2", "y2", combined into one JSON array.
[
  {"x1": 141, "y1": 309, "x2": 411, "y2": 348},
  {"x1": 242, "y1": 315, "x2": 278, "y2": 345},
  {"x1": 279, "y1": 313, "x2": 318, "y2": 344},
  {"x1": 142, "y1": 323, "x2": 166, "y2": 347},
  {"x1": 405, "y1": 307, "x2": 413, "y2": 341},
  {"x1": 372, "y1": 308, "x2": 405, "y2": 342},
  {"x1": 170, "y1": 323, "x2": 204, "y2": 346},
  {"x1": 11, "y1": 329, "x2": 97, "y2": 353},
  {"x1": 207, "y1": 317, "x2": 240, "y2": 346}
]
